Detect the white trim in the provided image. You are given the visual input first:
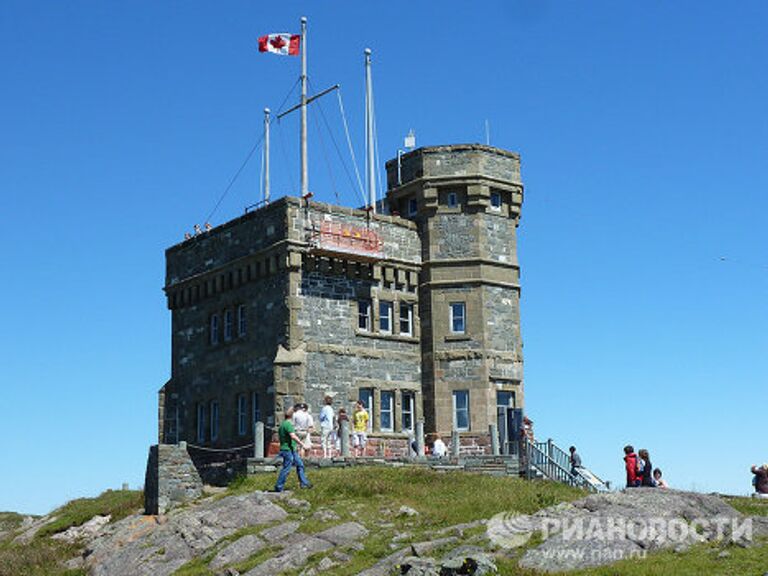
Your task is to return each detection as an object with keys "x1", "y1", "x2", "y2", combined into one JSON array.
[
  {"x1": 379, "y1": 300, "x2": 393, "y2": 334},
  {"x1": 237, "y1": 394, "x2": 247, "y2": 436},
  {"x1": 452, "y1": 390, "x2": 470, "y2": 431},
  {"x1": 399, "y1": 302, "x2": 413, "y2": 336},
  {"x1": 449, "y1": 302, "x2": 466, "y2": 334},
  {"x1": 210, "y1": 400, "x2": 219, "y2": 441},
  {"x1": 380, "y1": 390, "x2": 394, "y2": 432}
]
